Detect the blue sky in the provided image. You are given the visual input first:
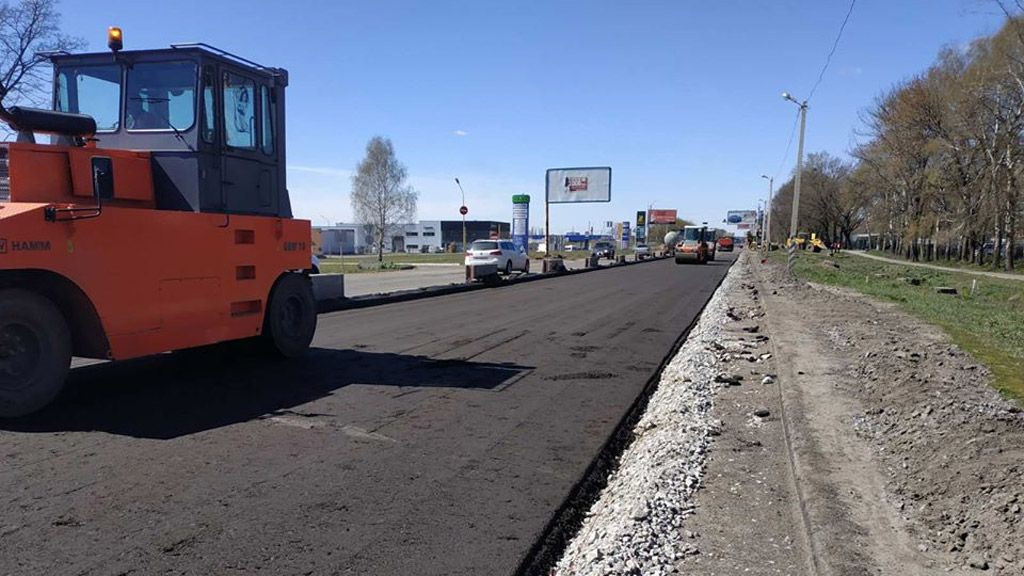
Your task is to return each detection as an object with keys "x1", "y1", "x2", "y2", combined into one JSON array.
[{"x1": 60, "y1": 1, "x2": 1006, "y2": 233}]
